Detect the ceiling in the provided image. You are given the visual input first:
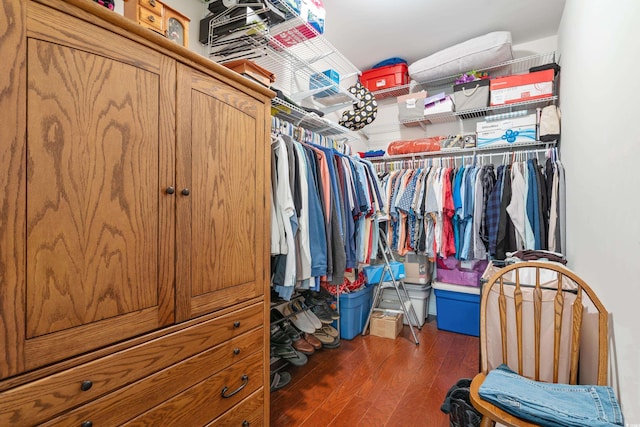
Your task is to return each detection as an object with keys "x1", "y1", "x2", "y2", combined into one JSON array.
[{"x1": 320, "y1": 0, "x2": 566, "y2": 71}]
